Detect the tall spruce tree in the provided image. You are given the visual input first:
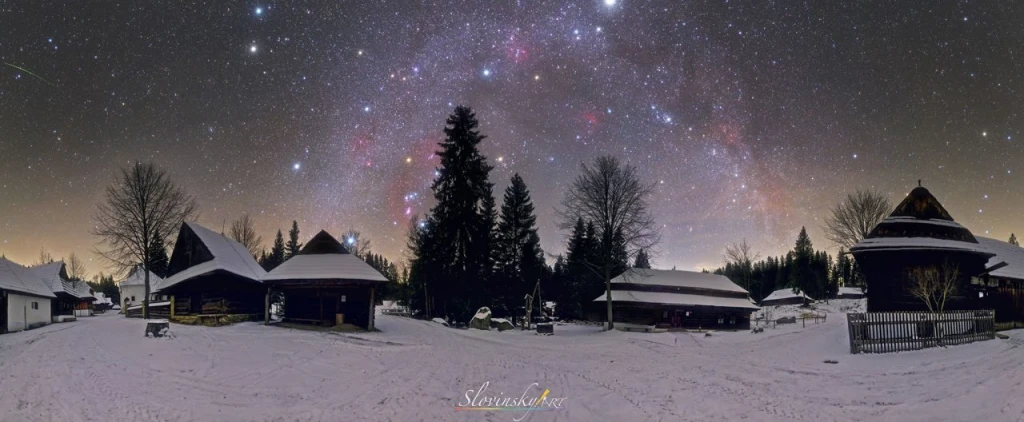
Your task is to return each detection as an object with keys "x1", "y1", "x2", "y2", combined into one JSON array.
[
  {"x1": 634, "y1": 248, "x2": 652, "y2": 269},
  {"x1": 286, "y1": 221, "x2": 302, "y2": 259},
  {"x1": 412, "y1": 106, "x2": 495, "y2": 321},
  {"x1": 147, "y1": 228, "x2": 170, "y2": 278},
  {"x1": 789, "y1": 227, "x2": 817, "y2": 298},
  {"x1": 260, "y1": 229, "x2": 287, "y2": 271},
  {"x1": 493, "y1": 174, "x2": 545, "y2": 317}
]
